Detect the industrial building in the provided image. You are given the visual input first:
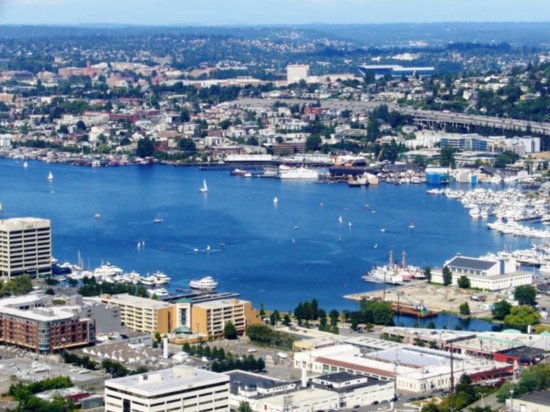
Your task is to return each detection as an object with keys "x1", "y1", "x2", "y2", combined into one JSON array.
[
  {"x1": 104, "y1": 366, "x2": 230, "y2": 412},
  {"x1": 431, "y1": 255, "x2": 533, "y2": 291},
  {"x1": 358, "y1": 65, "x2": 435, "y2": 78},
  {"x1": 0, "y1": 217, "x2": 51, "y2": 278},
  {"x1": 0, "y1": 294, "x2": 95, "y2": 353},
  {"x1": 293, "y1": 337, "x2": 512, "y2": 394}
]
